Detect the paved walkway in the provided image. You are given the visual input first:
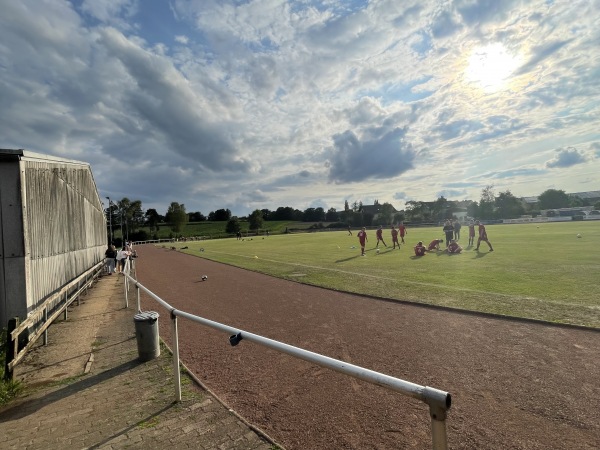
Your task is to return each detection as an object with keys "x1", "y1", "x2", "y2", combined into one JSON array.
[{"x1": 0, "y1": 273, "x2": 280, "y2": 450}]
